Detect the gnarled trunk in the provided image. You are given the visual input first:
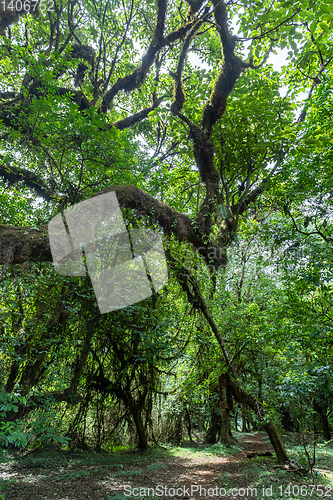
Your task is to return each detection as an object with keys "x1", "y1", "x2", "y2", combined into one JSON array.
[
  {"x1": 113, "y1": 386, "x2": 149, "y2": 450},
  {"x1": 204, "y1": 406, "x2": 221, "y2": 444},
  {"x1": 131, "y1": 405, "x2": 148, "y2": 450},
  {"x1": 263, "y1": 420, "x2": 289, "y2": 464},
  {"x1": 223, "y1": 373, "x2": 289, "y2": 464}
]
